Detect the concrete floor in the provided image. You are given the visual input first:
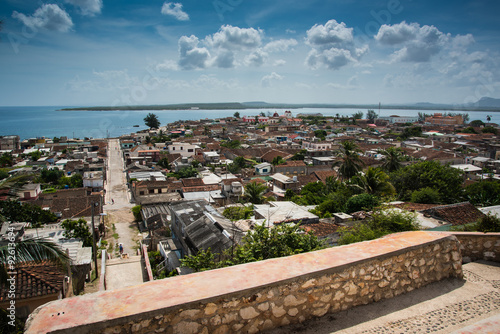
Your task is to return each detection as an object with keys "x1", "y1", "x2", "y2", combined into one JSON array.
[
  {"x1": 104, "y1": 256, "x2": 145, "y2": 290},
  {"x1": 268, "y1": 260, "x2": 500, "y2": 334}
]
